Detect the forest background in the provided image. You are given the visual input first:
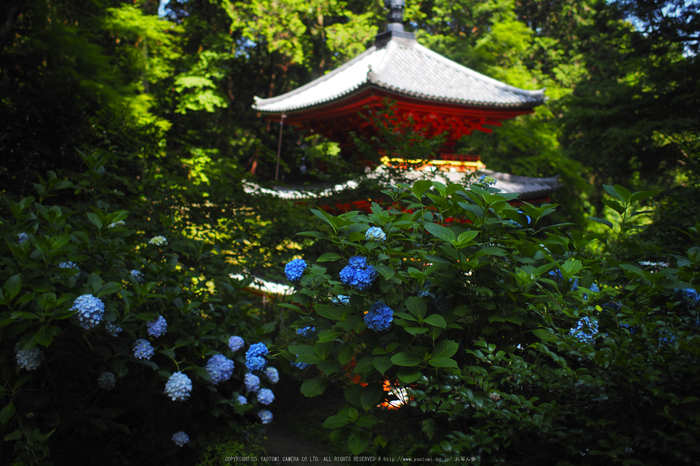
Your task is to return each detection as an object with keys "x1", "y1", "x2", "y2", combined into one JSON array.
[{"x1": 2, "y1": 0, "x2": 699, "y2": 269}]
